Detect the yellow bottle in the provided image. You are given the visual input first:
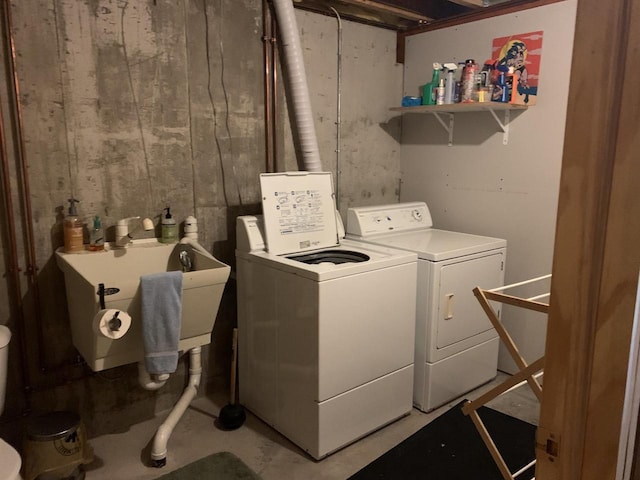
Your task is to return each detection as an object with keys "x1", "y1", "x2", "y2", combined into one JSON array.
[{"x1": 63, "y1": 198, "x2": 84, "y2": 253}]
